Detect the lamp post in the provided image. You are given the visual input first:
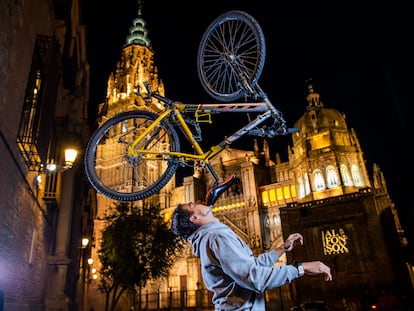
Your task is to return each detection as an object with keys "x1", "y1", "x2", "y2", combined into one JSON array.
[
  {"x1": 41, "y1": 140, "x2": 80, "y2": 310},
  {"x1": 80, "y1": 237, "x2": 90, "y2": 280},
  {"x1": 79, "y1": 237, "x2": 90, "y2": 311}
]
